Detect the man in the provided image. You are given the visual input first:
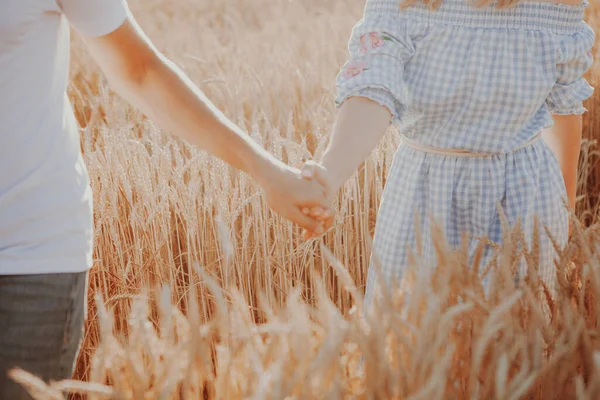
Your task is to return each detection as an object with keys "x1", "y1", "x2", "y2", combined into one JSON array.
[{"x1": 0, "y1": 0, "x2": 331, "y2": 397}]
